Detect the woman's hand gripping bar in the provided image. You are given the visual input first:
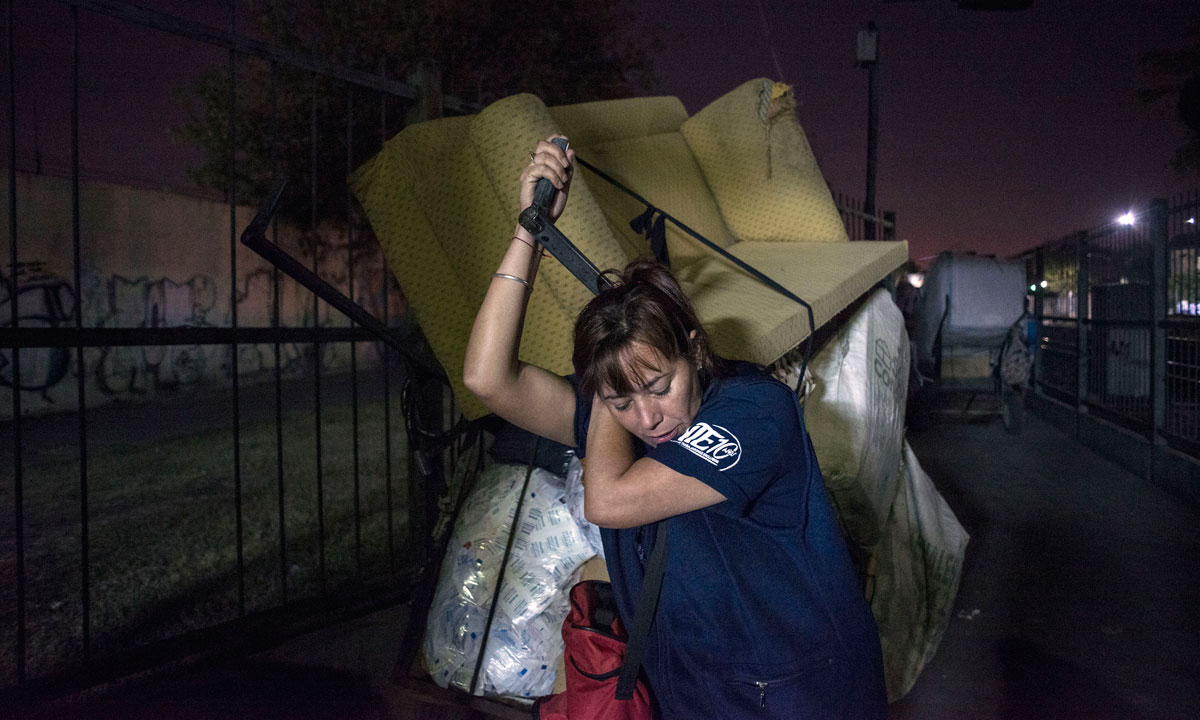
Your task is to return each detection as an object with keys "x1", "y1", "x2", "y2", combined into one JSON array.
[{"x1": 518, "y1": 137, "x2": 613, "y2": 295}]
